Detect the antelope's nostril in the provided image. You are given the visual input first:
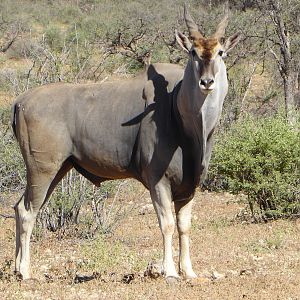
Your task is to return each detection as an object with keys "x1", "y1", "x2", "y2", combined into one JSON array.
[{"x1": 200, "y1": 79, "x2": 214, "y2": 88}]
